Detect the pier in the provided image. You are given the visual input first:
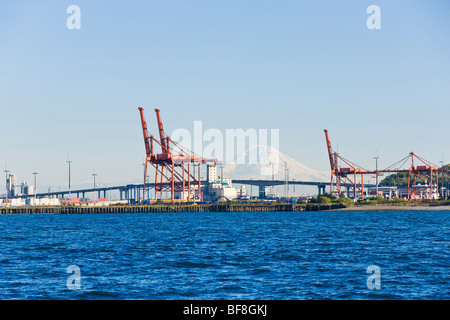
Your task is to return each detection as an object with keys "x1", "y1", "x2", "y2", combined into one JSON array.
[{"x1": 0, "y1": 203, "x2": 345, "y2": 214}]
